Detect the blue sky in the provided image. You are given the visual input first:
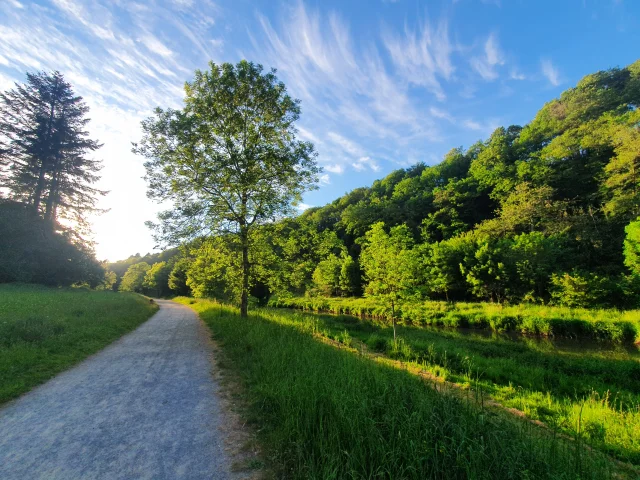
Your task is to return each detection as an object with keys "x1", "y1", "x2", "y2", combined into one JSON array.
[{"x1": 0, "y1": 0, "x2": 638, "y2": 260}]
